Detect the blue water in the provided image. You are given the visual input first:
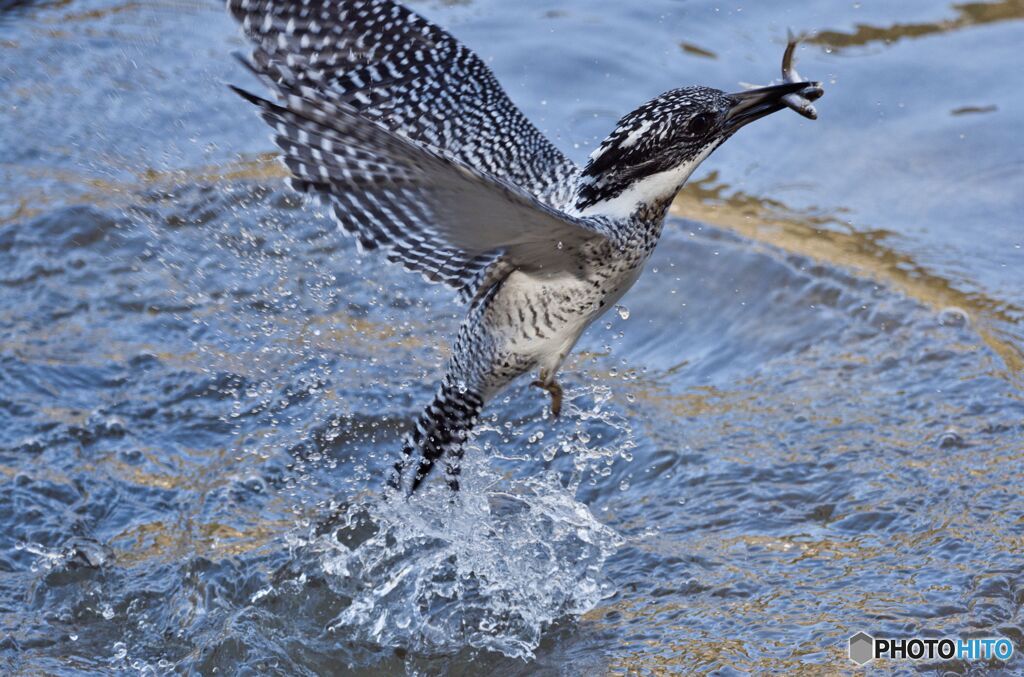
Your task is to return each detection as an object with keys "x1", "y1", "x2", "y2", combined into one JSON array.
[{"x1": 1, "y1": 0, "x2": 1022, "y2": 673}]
